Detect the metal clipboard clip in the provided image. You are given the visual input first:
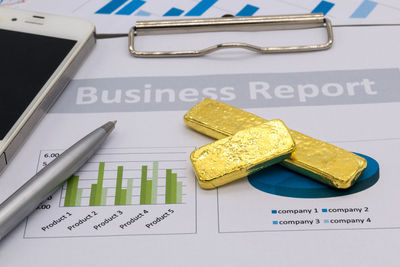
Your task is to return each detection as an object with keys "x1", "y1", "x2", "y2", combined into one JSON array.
[{"x1": 129, "y1": 13, "x2": 333, "y2": 58}]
